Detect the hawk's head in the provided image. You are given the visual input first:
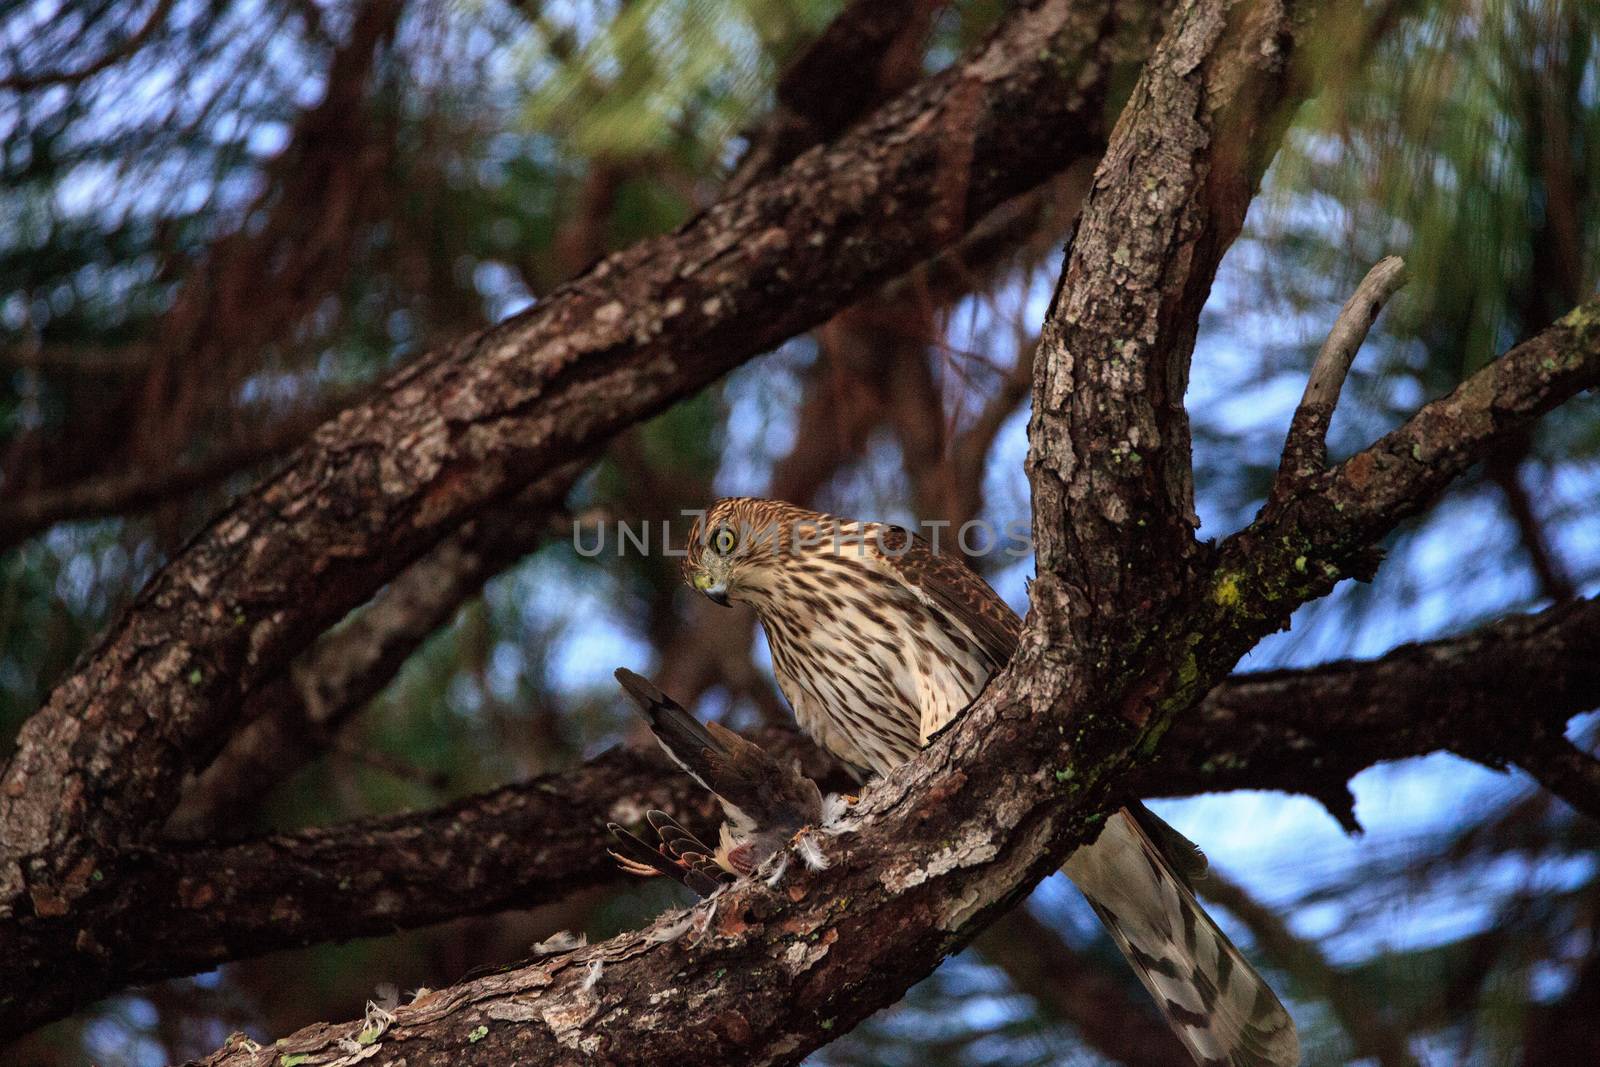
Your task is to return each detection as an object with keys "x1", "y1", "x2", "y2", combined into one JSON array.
[{"x1": 684, "y1": 497, "x2": 833, "y2": 607}]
